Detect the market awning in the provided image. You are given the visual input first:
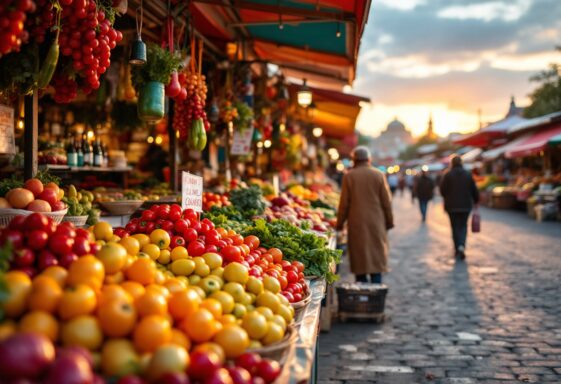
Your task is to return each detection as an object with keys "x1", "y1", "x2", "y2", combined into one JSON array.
[
  {"x1": 453, "y1": 114, "x2": 527, "y2": 147},
  {"x1": 506, "y1": 124, "x2": 561, "y2": 158},
  {"x1": 461, "y1": 148, "x2": 482, "y2": 163},
  {"x1": 190, "y1": 0, "x2": 371, "y2": 86},
  {"x1": 508, "y1": 110, "x2": 561, "y2": 134},
  {"x1": 480, "y1": 134, "x2": 532, "y2": 161},
  {"x1": 549, "y1": 132, "x2": 561, "y2": 146}
]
